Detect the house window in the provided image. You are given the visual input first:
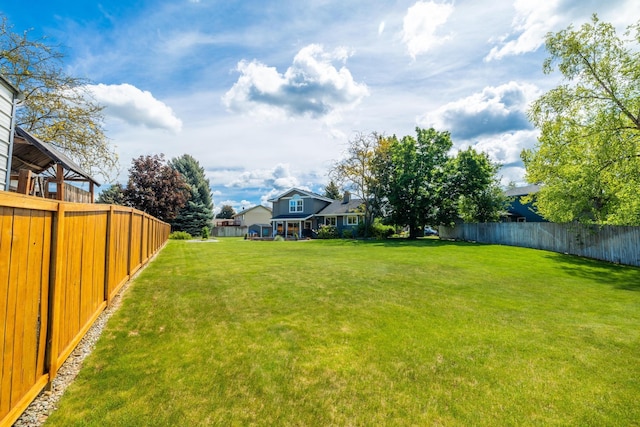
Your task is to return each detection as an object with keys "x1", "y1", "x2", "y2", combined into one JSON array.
[
  {"x1": 346, "y1": 216, "x2": 358, "y2": 226},
  {"x1": 325, "y1": 217, "x2": 336, "y2": 226},
  {"x1": 289, "y1": 198, "x2": 303, "y2": 213}
]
